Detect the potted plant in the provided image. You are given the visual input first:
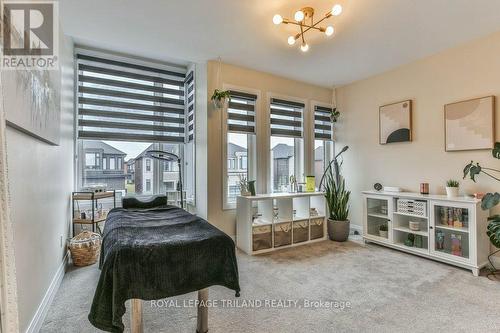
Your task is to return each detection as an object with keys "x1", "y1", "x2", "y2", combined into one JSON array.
[
  {"x1": 379, "y1": 224, "x2": 388, "y2": 238},
  {"x1": 445, "y1": 179, "x2": 459, "y2": 198},
  {"x1": 330, "y1": 107, "x2": 340, "y2": 123},
  {"x1": 238, "y1": 174, "x2": 250, "y2": 196},
  {"x1": 211, "y1": 89, "x2": 230, "y2": 109},
  {"x1": 463, "y1": 142, "x2": 500, "y2": 279},
  {"x1": 324, "y1": 161, "x2": 351, "y2": 242}
]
